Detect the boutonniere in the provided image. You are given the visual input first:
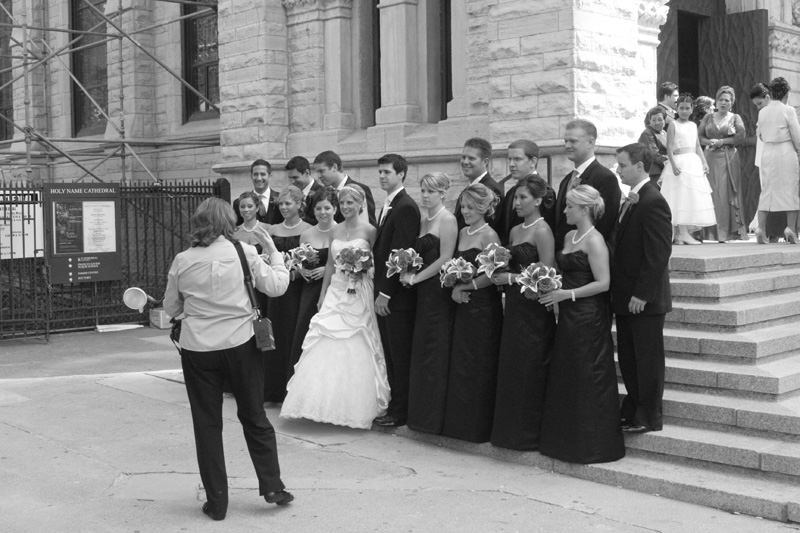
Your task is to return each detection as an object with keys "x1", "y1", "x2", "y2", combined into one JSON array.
[{"x1": 625, "y1": 191, "x2": 639, "y2": 205}]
